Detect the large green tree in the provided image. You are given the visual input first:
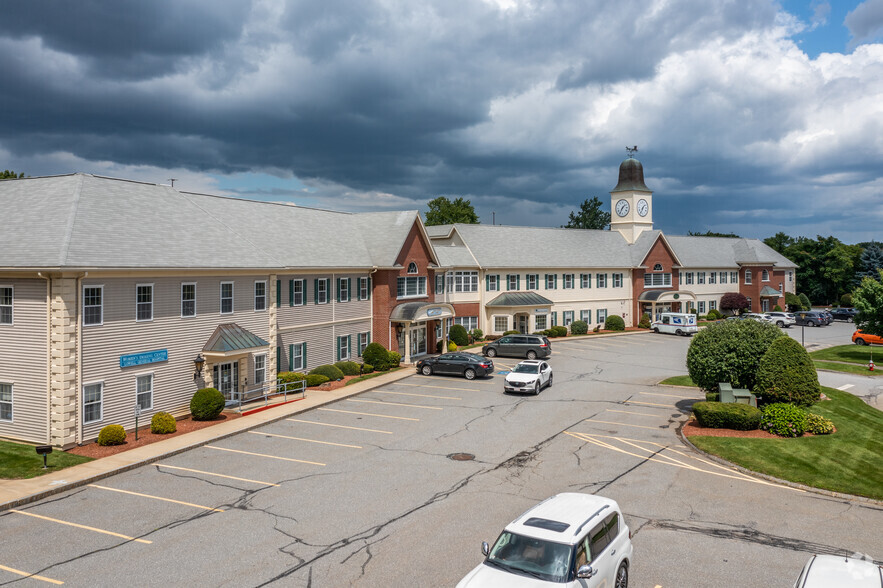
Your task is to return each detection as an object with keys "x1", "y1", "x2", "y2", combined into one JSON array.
[
  {"x1": 563, "y1": 196, "x2": 610, "y2": 229},
  {"x1": 856, "y1": 242, "x2": 883, "y2": 283},
  {"x1": 423, "y1": 196, "x2": 480, "y2": 226},
  {"x1": 853, "y1": 269, "x2": 883, "y2": 337},
  {"x1": 781, "y1": 236, "x2": 860, "y2": 305},
  {"x1": 764, "y1": 231, "x2": 795, "y2": 254},
  {"x1": 0, "y1": 169, "x2": 24, "y2": 179}
]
